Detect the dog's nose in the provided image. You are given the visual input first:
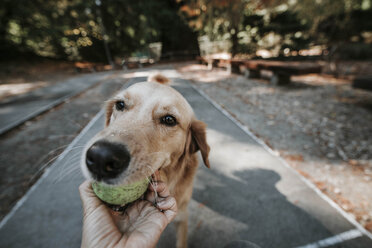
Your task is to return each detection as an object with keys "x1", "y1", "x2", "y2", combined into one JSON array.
[{"x1": 85, "y1": 140, "x2": 130, "y2": 179}]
